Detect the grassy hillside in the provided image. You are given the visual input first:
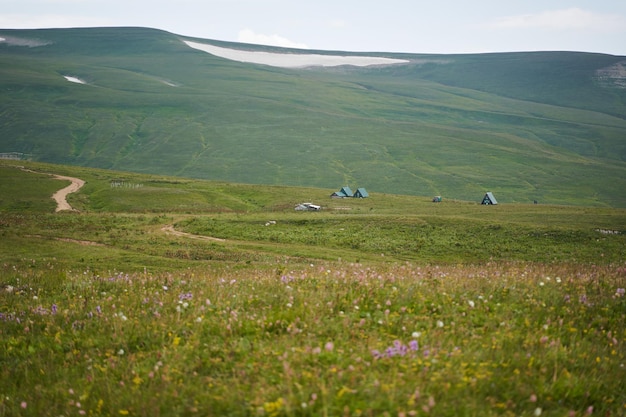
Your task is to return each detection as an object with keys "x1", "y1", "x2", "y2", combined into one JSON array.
[
  {"x1": 1, "y1": 27, "x2": 625, "y2": 207},
  {"x1": 0, "y1": 161, "x2": 625, "y2": 416}
]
